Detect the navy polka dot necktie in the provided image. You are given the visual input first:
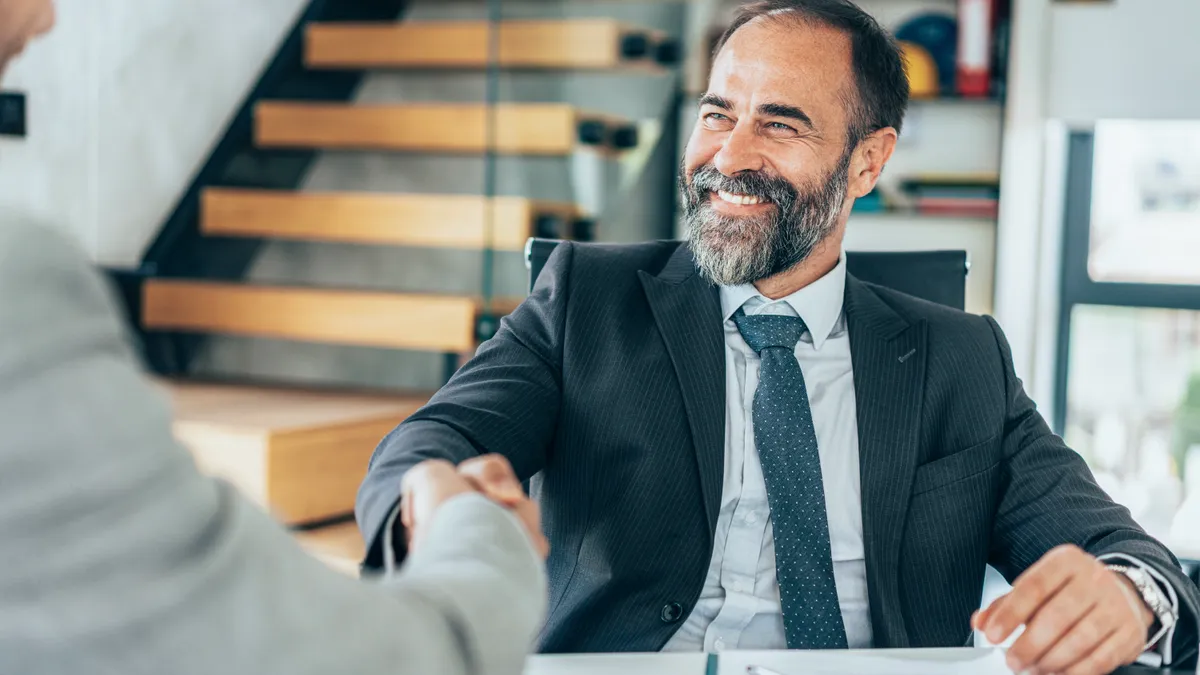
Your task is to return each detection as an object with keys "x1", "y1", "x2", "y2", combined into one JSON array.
[{"x1": 732, "y1": 308, "x2": 848, "y2": 651}]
